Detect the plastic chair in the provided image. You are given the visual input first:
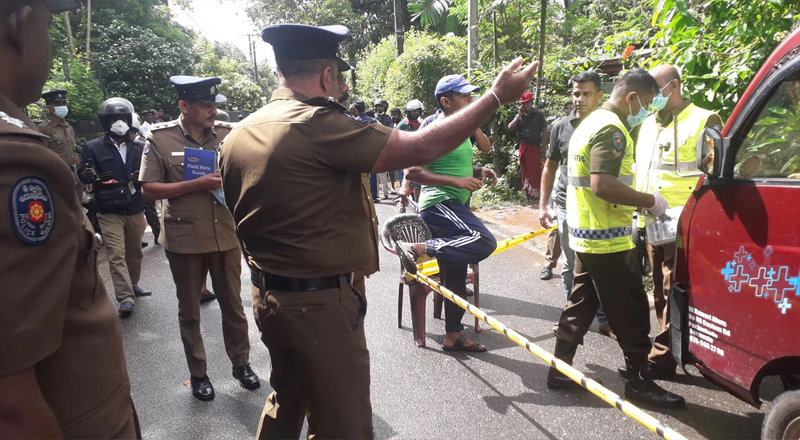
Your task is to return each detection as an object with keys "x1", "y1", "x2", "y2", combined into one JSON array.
[{"x1": 381, "y1": 214, "x2": 480, "y2": 347}]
